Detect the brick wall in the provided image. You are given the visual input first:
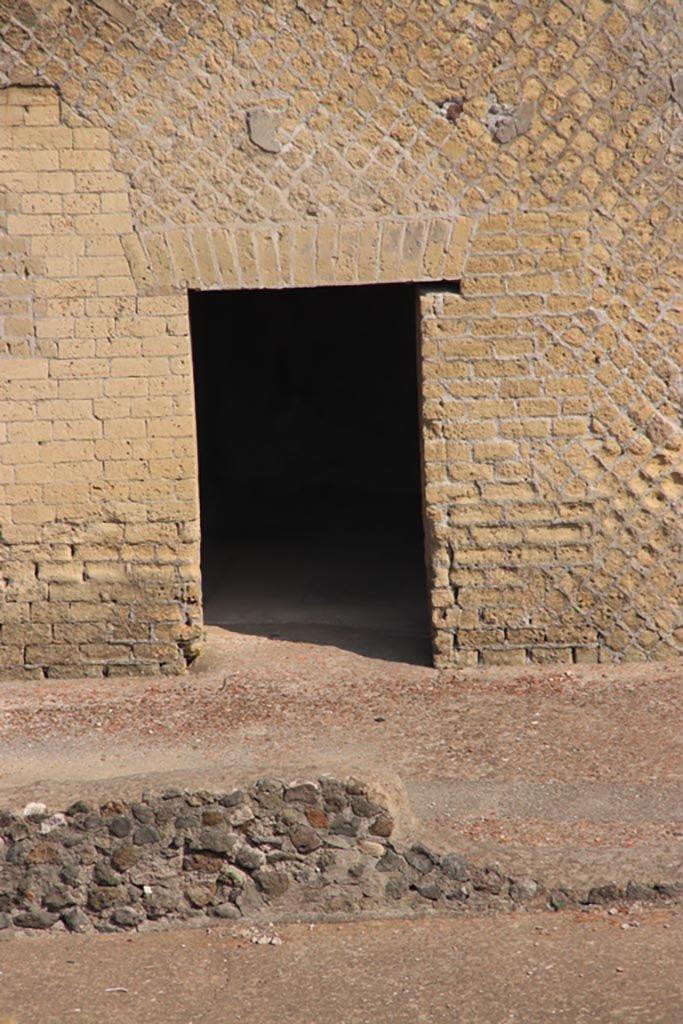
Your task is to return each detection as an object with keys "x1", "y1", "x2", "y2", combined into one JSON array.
[
  {"x1": 0, "y1": 0, "x2": 680, "y2": 676},
  {"x1": 0, "y1": 87, "x2": 201, "y2": 677},
  {"x1": 421, "y1": 216, "x2": 599, "y2": 666}
]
